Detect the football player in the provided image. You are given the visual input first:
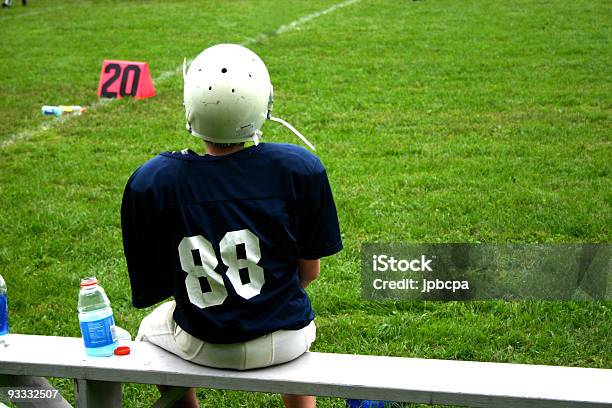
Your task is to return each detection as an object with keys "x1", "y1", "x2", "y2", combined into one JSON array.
[{"x1": 121, "y1": 44, "x2": 342, "y2": 408}]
